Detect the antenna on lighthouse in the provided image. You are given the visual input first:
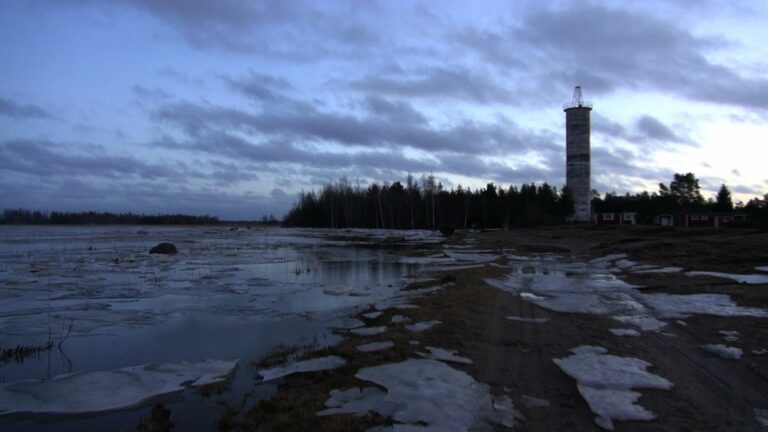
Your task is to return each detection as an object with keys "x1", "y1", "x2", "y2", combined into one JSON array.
[
  {"x1": 563, "y1": 86, "x2": 593, "y2": 110},
  {"x1": 572, "y1": 86, "x2": 583, "y2": 106}
]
